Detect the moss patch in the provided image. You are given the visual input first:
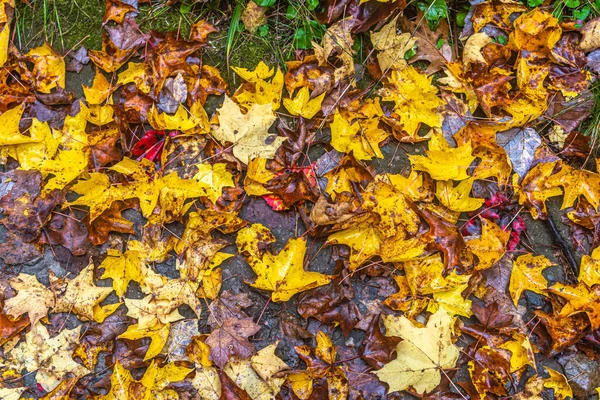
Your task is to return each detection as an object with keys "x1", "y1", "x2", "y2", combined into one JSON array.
[{"x1": 15, "y1": 0, "x2": 105, "y2": 52}]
